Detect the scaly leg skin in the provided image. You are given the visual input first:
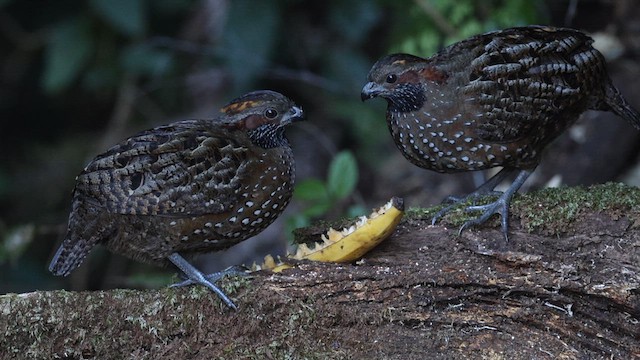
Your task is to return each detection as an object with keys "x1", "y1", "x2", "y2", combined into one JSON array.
[
  {"x1": 458, "y1": 169, "x2": 534, "y2": 242},
  {"x1": 433, "y1": 167, "x2": 516, "y2": 223},
  {"x1": 168, "y1": 252, "x2": 239, "y2": 310},
  {"x1": 170, "y1": 265, "x2": 249, "y2": 288}
]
